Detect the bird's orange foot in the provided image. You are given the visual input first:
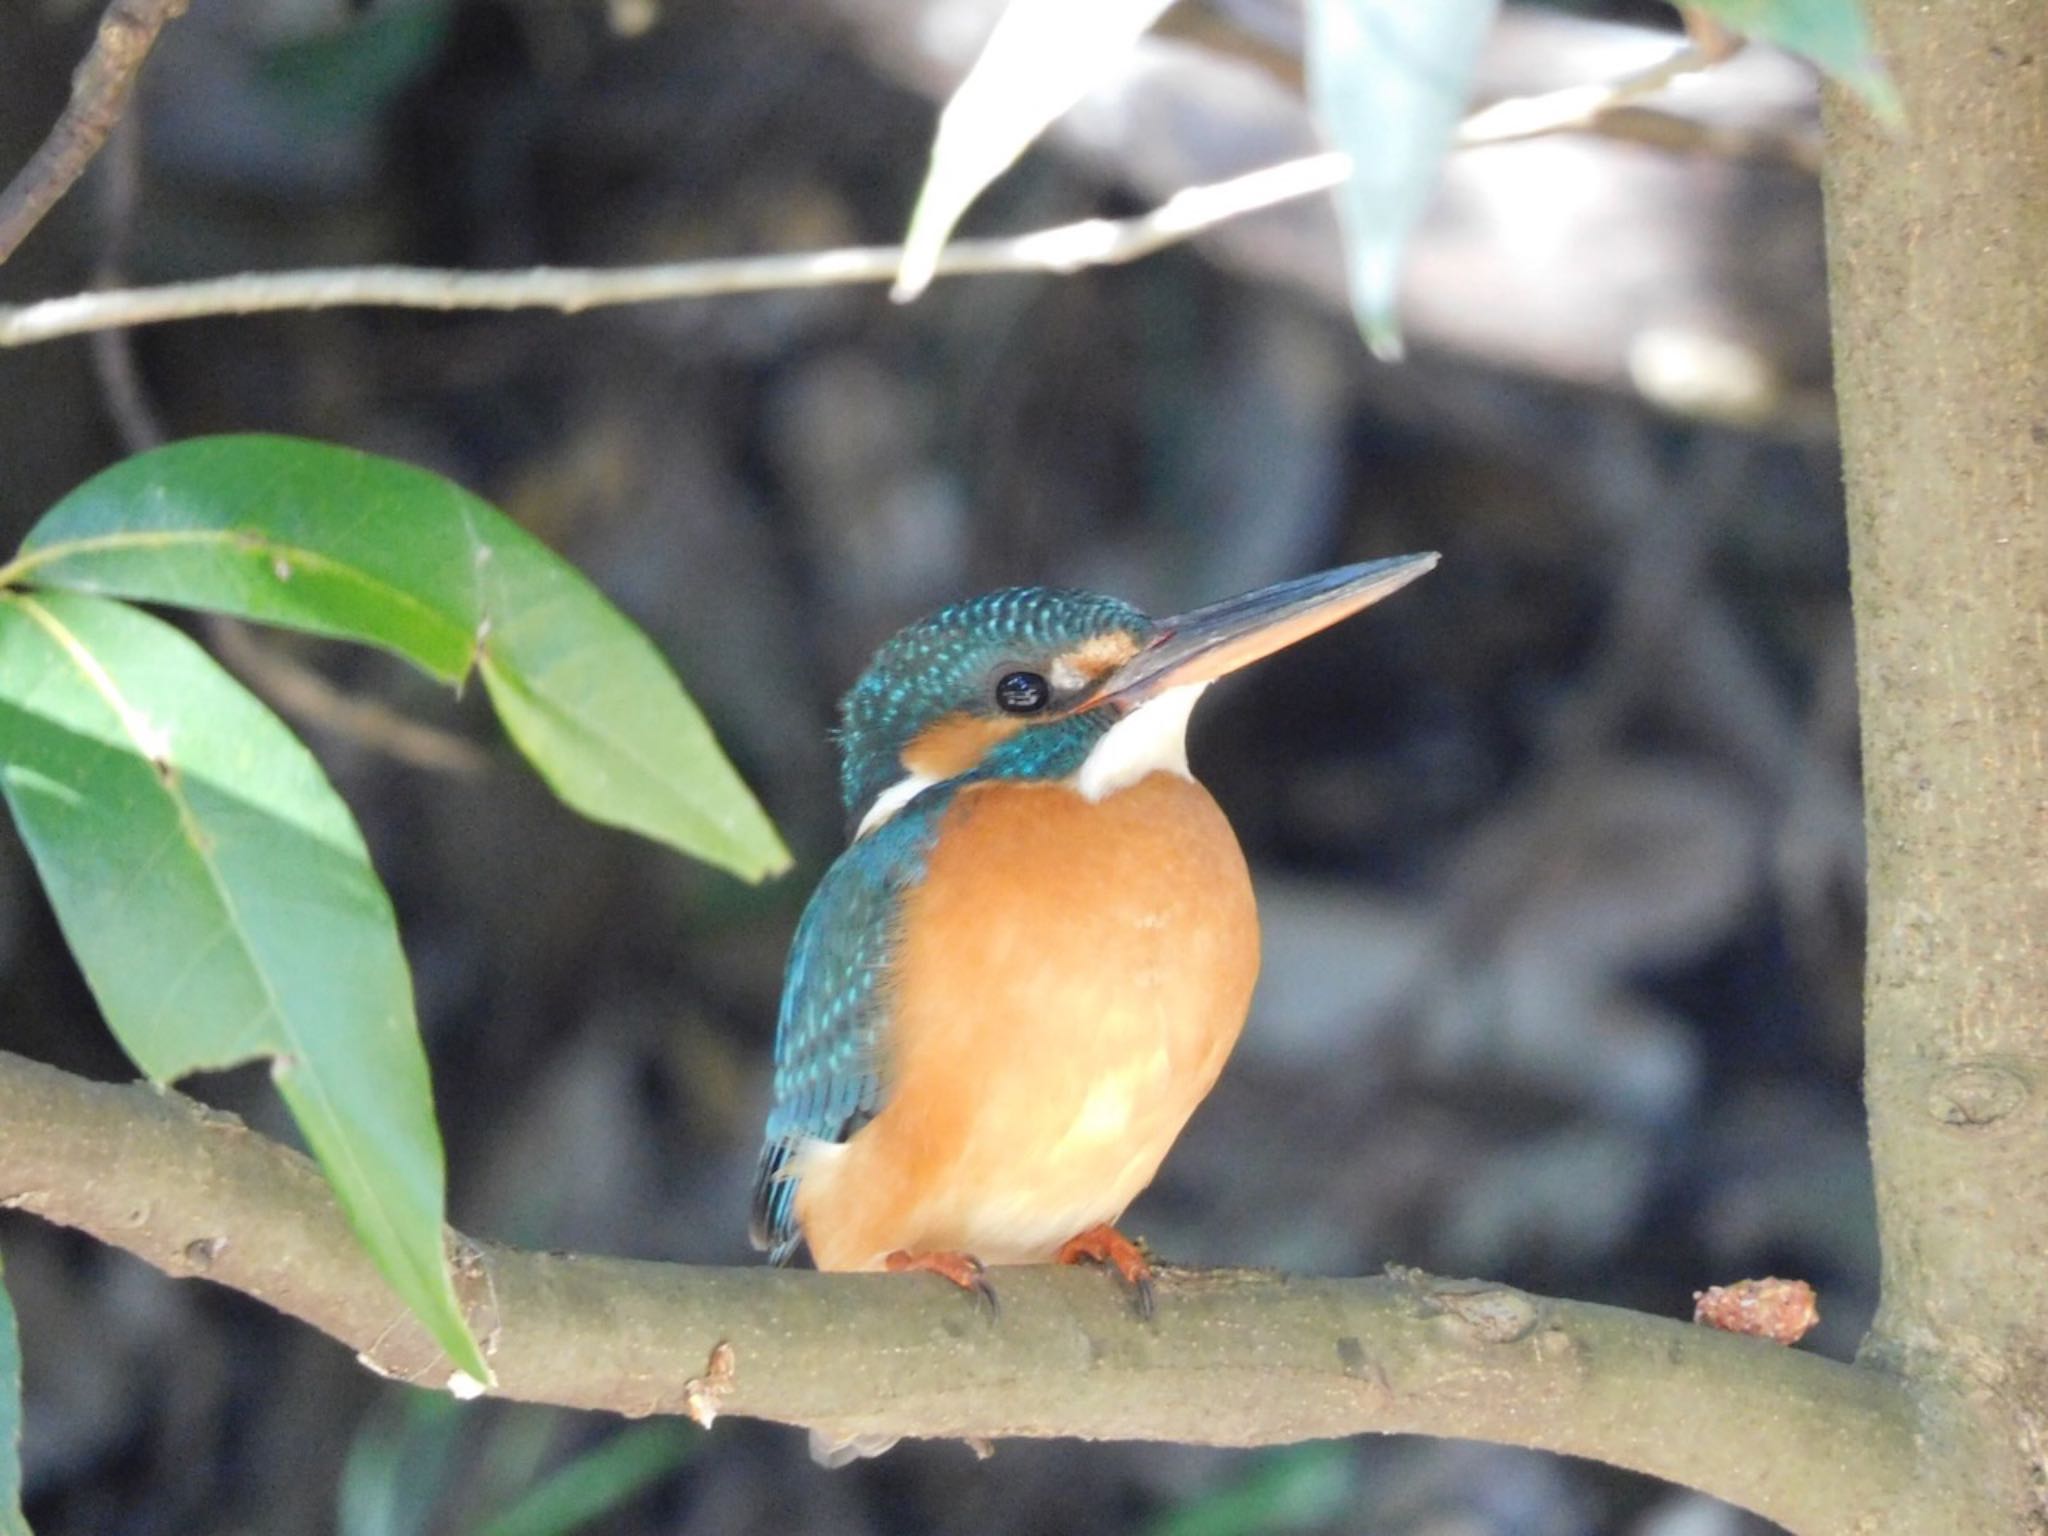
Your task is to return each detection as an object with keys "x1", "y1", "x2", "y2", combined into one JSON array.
[
  {"x1": 1057, "y1": 1224, "x2": 1155, "y2": 1319},
  {"x1": 885, "y1": 1249, "x2": 998, "y2": 1316}
]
